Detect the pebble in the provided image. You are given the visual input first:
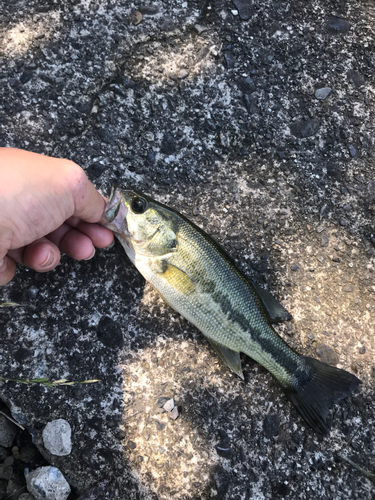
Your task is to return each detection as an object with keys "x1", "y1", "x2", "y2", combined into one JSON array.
[
  {"x1": 178, "y1": 69, "x2": 189, "y2": 79},
  {"x1": 232, "y1": 0, "x2": 253, "y2": 20},
  {"x1": 315, "y1": 87, "x2": 331, "y2": 100},
  {"x1": 156, "y1": 397, "x2": 169, "y2": 408},
  {"x1": 290, "y1": 118, "x2": 320, "y2": 138},
  {"x1": 348, "y1": 145, "x2": 357, "y2": 157},
  {"x1": 130, "y1": 10, "x2": 142, "y2": 26},
  {"x1": 169, "y1": 407, "x2": 179, "y2": 420},
  {"x1": 316, "y1": 344, "x2": 339, "y2": 366},
  {"x1": 162, "y1": 399, "x2": 174, "y2": 412},
  {"x1": 0, "y1": 415, "x2": 18, "y2": 448},
  {"x1": 321, "y1": 235, "x2": 329, "y2": 247},
  {"x1": 343, "y1": 285, "x2": 354, "y2": 292},
  {"x1": 359, "y1": 346, "x2": 366, "y2": 354},
  {"x1": 155, "y1": 421, "x2": 165, "y2": 431},
  {"x1": 42, "y1": 419, "x2": 72, "y2": 456},
  {"x1": 291, "y1": 263, "x2": 299, "y2": 271},
  {"x1": 25, "y1": 467, "x2": 71, "y2": 500},
  {"x1": 326, "y1": 16, "x2": 351, "y2": 34},
  {"x1": 339, "y1": 218, "x2": 348, "y2": 227}
]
